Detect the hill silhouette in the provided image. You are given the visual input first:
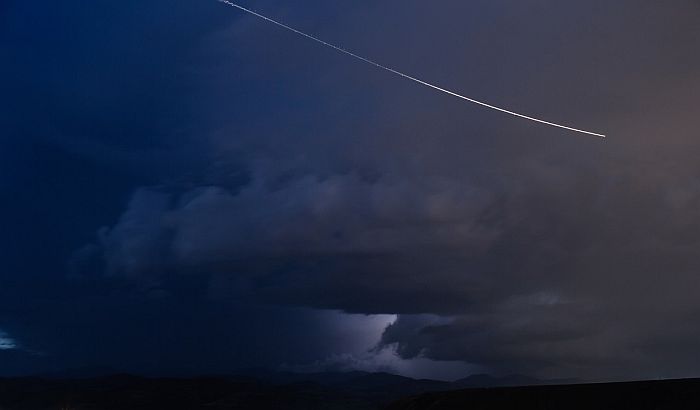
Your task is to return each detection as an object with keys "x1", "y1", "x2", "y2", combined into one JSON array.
[{"x1": 0, "y1": 371, "x2": 567, "y2": 409}]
